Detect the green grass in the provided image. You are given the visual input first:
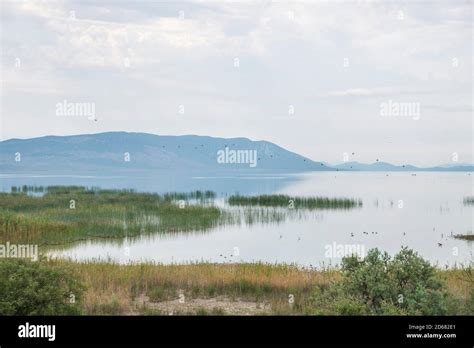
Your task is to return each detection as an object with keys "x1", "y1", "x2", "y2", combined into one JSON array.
[{"x1": 228, "y1": 194, "x2": 362, "y2": 210}]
